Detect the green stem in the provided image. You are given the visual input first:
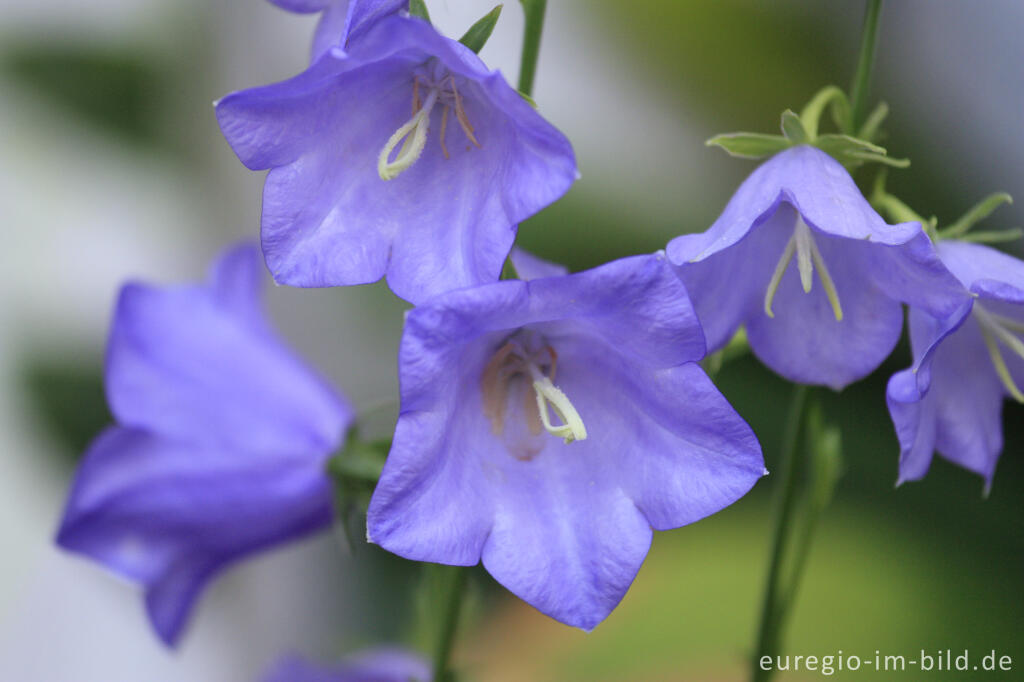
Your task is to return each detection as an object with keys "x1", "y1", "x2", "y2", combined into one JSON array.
[
  {"x1": 751, "y1": 384, "x2": 808, "y2": 682},
  {"x1": 431, "y1": 566, "x2": 467, "y2": 682},
  {"x1": 517, "y1": 0, "x2": 548, "y2": 97},
  {"x1": 848, "y1": 0, "x2": 883, "y2": 134}
]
